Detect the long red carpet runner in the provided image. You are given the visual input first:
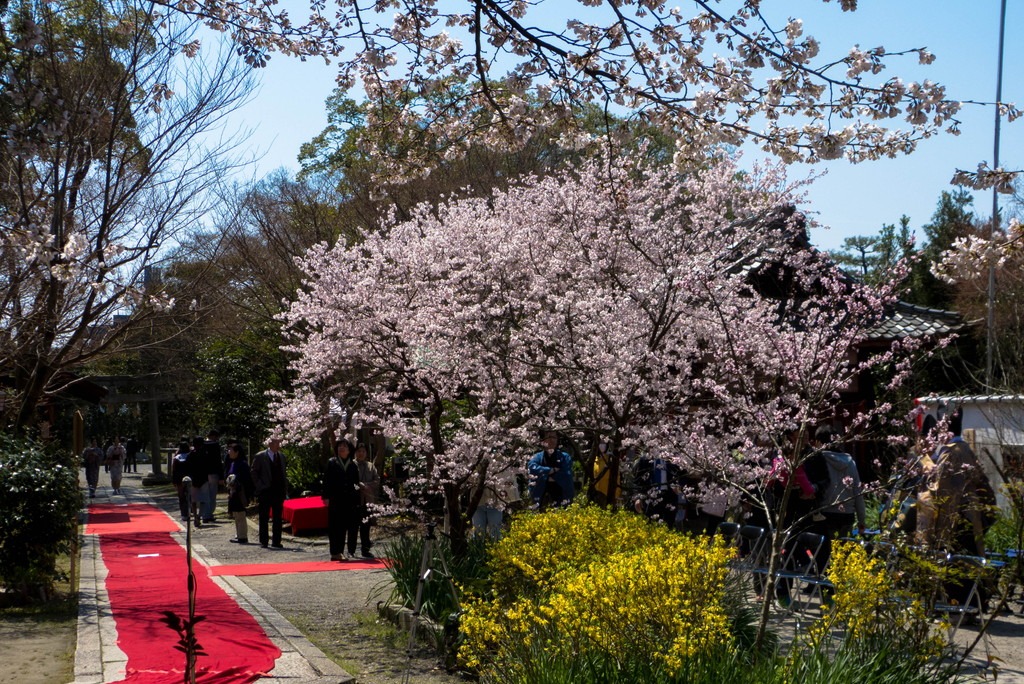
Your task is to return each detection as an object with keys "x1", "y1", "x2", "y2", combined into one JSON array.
[{"x1": 87, "y1": 504, "x2": 282, "y2": 683}]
